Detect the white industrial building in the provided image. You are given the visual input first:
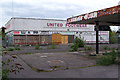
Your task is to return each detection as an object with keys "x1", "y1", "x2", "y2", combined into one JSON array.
[{"x1": 5, "y1": 18, "x2": 109, "y2": 46}]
